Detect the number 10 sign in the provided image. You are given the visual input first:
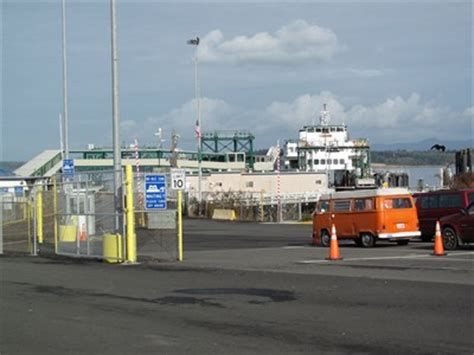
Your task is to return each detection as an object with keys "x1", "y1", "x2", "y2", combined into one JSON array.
[{"x1": 171, "y1": 169, "x2": 186, "y2": 190}]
